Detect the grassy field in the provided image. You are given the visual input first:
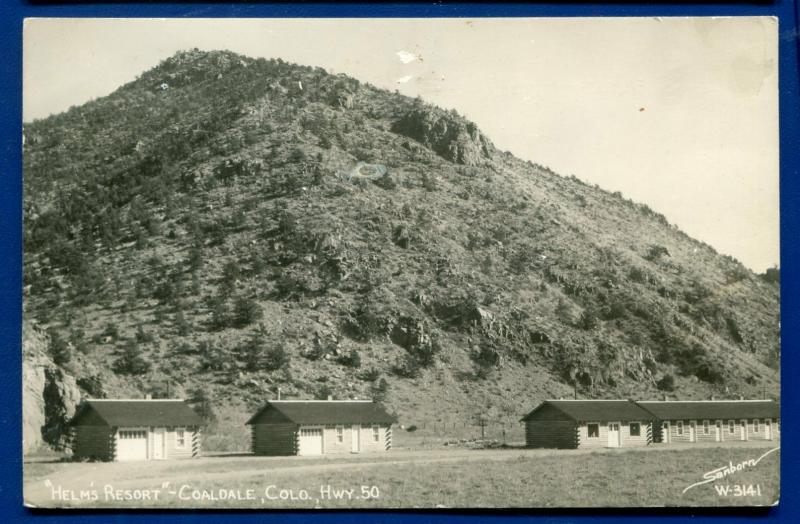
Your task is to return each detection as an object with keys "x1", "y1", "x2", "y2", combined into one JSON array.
[{"x1": 24, "y1": 442, "x2": 778, "y2": 509}]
